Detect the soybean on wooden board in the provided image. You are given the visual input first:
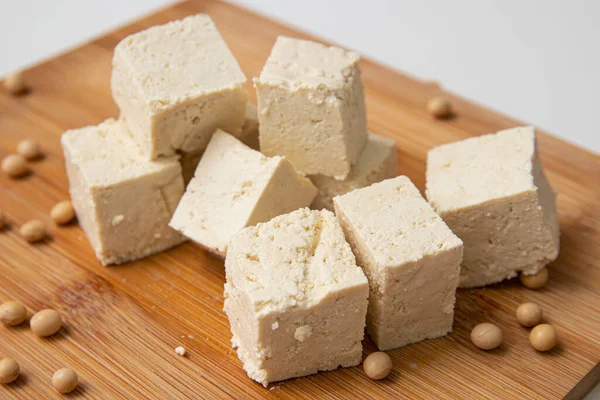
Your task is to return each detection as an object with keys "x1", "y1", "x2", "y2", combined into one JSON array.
[{"x1": 0, "y1": 0, "x2": 599, "y2": 398}]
